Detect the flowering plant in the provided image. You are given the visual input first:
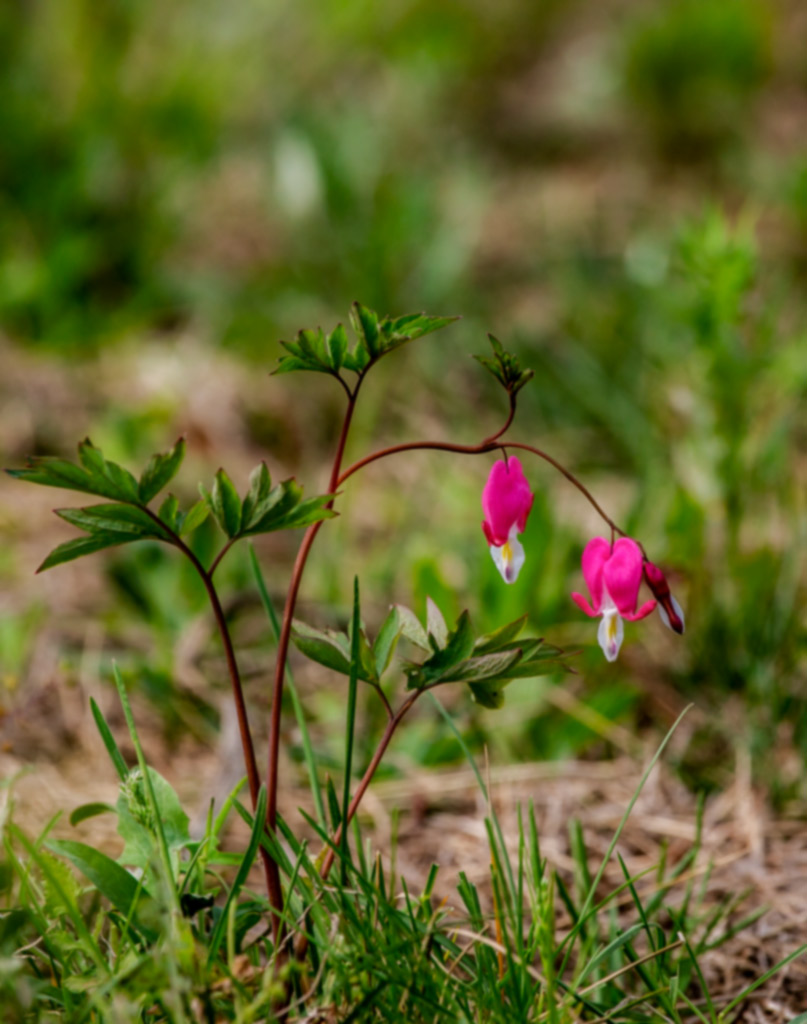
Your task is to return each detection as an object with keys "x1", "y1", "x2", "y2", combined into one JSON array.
[{"x1": 8, "y1": 302, "x2": 683, "y2": 997}]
